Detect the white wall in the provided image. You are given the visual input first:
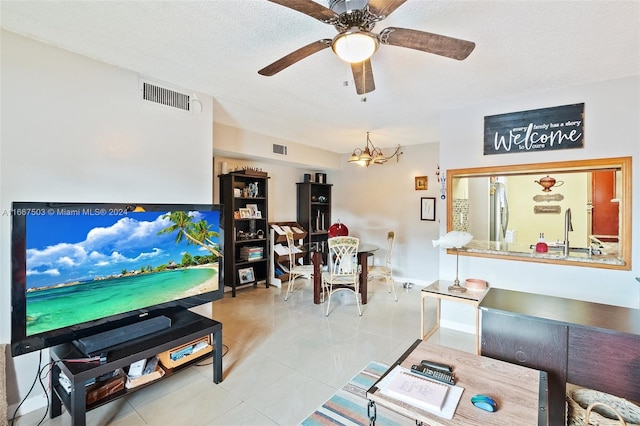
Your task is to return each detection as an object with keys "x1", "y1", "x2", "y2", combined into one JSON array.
[
  {"x1": 0, "y1": 31, "x2": 214, "y2": 417},
  {"x1": 439, "y1": 76, "x2": 640, "y2": 330},
  {"x1": 213, "y1": 123, "x2": 342, "y2": 170},
  {"x1": 330, "y1": 143, "x2": 441, "y2": 286}
]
